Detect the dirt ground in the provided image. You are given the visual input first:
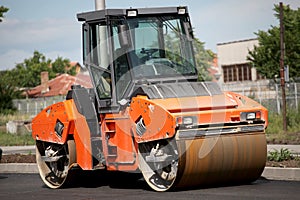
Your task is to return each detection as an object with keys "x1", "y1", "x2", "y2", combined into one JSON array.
[
  {"x1": 1, "y1": 154, "x2": 299, "y2": 168},
  {"x1": 266, "y1": 132, "x2": 300, "y2": 145},
  {"x1": 1, "y1": 154, "x2": 36, "y2": 163},
  {"x1": 266, "y1": 159, "x2": 300, "y2": 168}
]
